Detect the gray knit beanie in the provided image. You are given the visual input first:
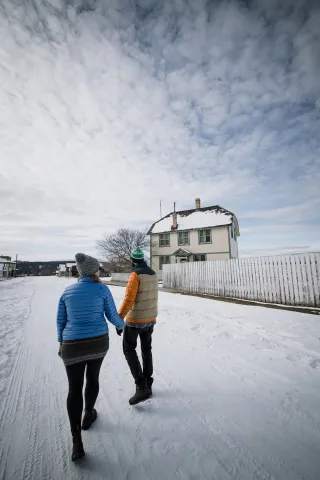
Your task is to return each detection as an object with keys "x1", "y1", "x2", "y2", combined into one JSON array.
[{"x1": 75, "y1": 253, "x2": 100, "y2": 277}]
